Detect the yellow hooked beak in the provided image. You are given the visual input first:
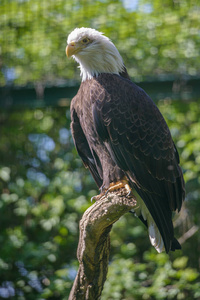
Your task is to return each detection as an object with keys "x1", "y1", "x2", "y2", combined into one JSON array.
[{"x1": 66, "y1": 42, "x2": 81, "y2": 58}]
